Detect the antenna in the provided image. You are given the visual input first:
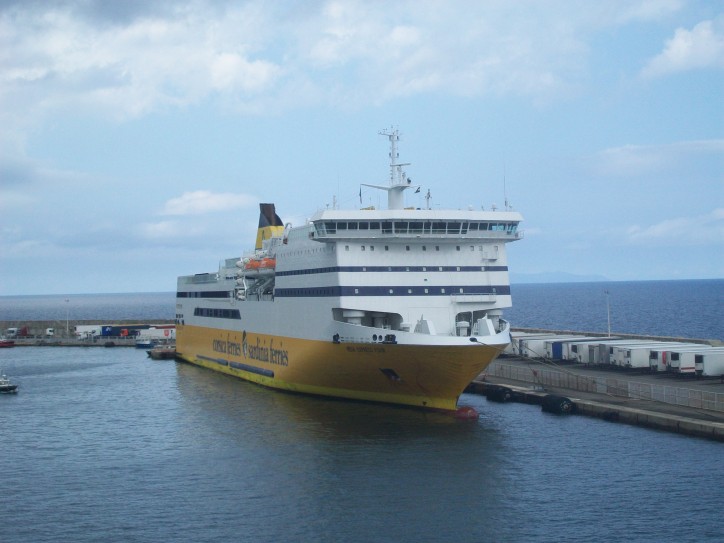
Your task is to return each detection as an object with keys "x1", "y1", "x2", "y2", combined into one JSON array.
[
  {"x1": 503, "y1": 163, "x2": 511, "y2": 211},
  {"x1": 361, "y1": 127, "x2": 419, "y2": 210}
]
